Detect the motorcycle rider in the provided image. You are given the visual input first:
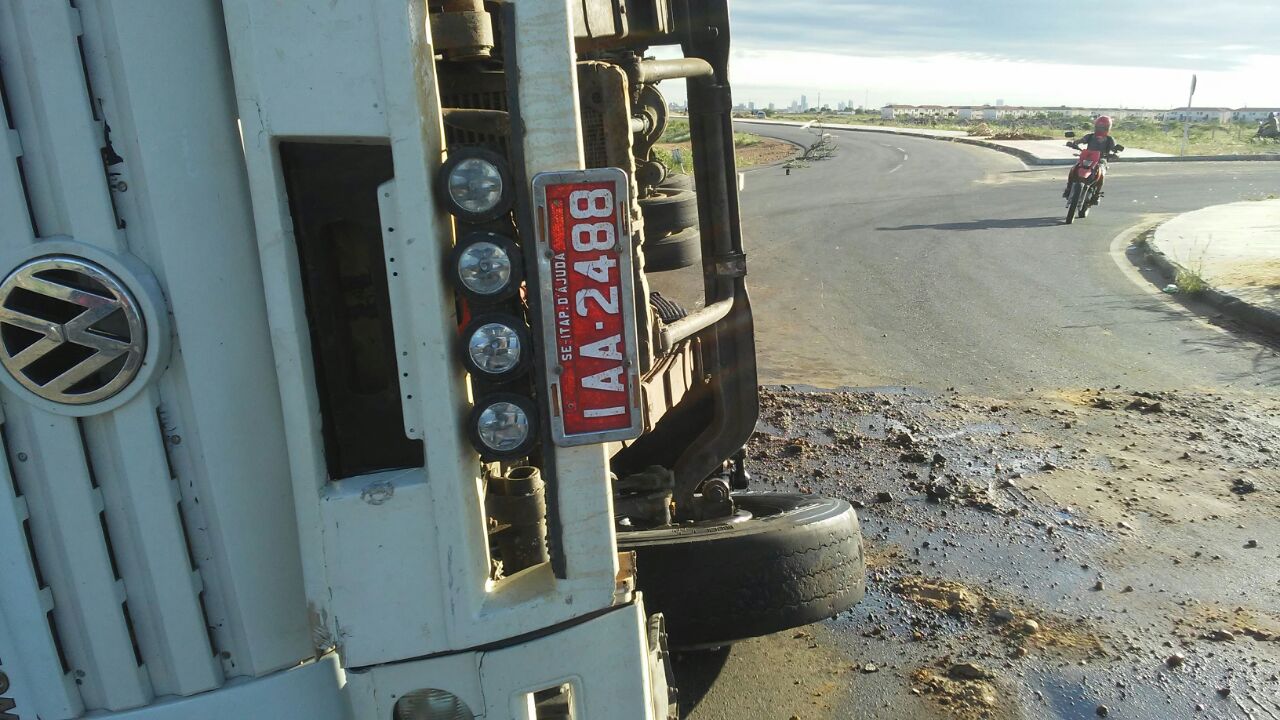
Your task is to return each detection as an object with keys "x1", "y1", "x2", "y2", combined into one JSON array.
[
  {"x1": 1260, "y1": 111, "x2": 1280, "y2": 138},
  {"x1": 1063, "y1": 115, "x2": 1118, "y2": 198}
]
